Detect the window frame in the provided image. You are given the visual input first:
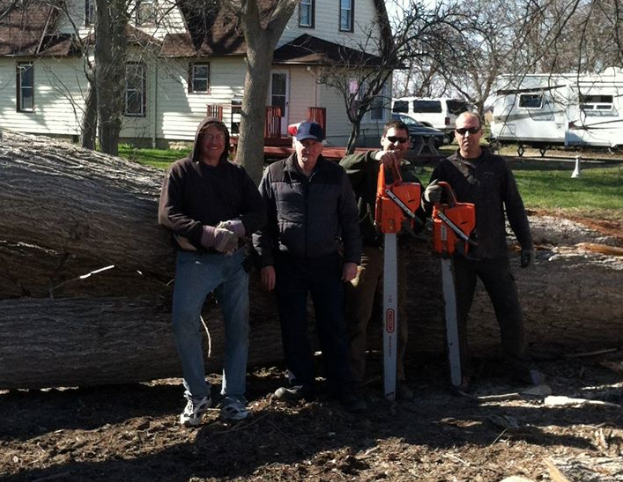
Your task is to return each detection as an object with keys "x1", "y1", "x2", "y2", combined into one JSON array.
[
  {"x1": 16, "y1": 62, "x2": 34, "y2": 113},
  {"x1": 84, "y1": 0, "x2": 95, "y2": 26},
  {"x1": 368, "y1": 83, "x2": 388, "y2": 122},
  {"x1": 339, "y1": 0, "x2": 354, "y2": 32},
  {"x1": 579, "y1": 94, "x2": 614, "y2": 112},
  {"x1": 518, "y1": 93, "x2": 543, "y2": 109},
  {"x1": 125, "y1": 62, "x2": 146, "y2": 117},
  {"x1": 135, "y1": 0, "x2": 157, "y2": 26},
  {"x1": 188, "y1": 62, "x2": 210, "y2": 94},
  {"x1": 299, "y1": 0, "x2": 314, "y2": 28}
]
